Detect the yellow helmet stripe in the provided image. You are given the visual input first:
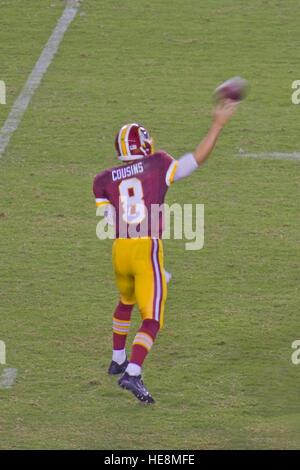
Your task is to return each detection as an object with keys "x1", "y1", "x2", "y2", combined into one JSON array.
[{"x1": 119, "y1": 123, "x2": 130, "y2": 157}]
